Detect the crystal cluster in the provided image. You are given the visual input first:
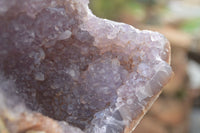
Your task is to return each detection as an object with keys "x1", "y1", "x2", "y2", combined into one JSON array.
[{"x1": 0, "y1": 0, "x2": 173, "y2": 133}]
